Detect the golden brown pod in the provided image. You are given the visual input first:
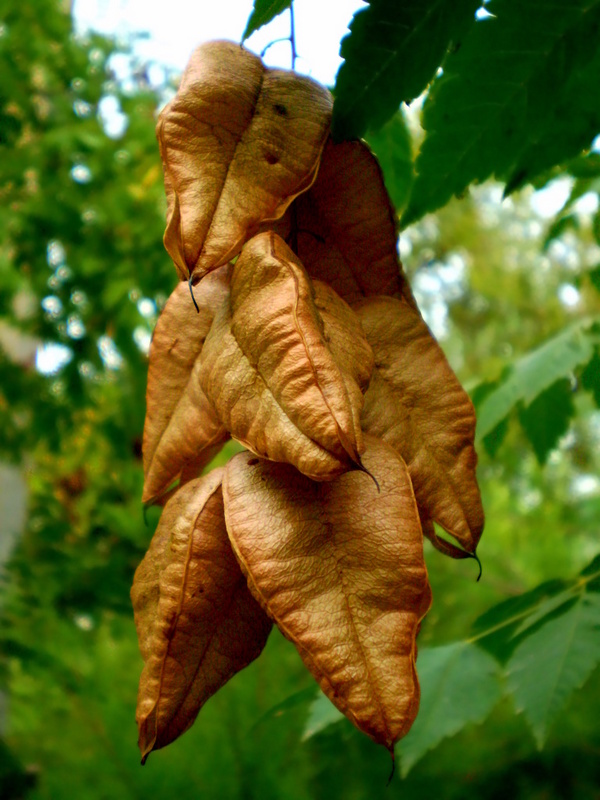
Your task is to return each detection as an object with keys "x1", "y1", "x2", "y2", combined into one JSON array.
[
  {"x1": 356, "y1": 295, "x2": 484, "y2": 553},
  {"x1": 132, "y1": 471, "x2": 272, "y2": 762},
  {"x1": 157, "y1": 41, "x2": 332, "y2": 280},
  {"x1": 142, "y1": 267, "x2": 230, "y2": 504},
  {"x1": 268, "y1": 138, "x2": 416, "y2": 307},
  {"x1": 222, "y1": 435, "x2": 432, "y2": 751},
  {"x1": 199, "y1": 232, "x2": 371, "y2": 480}
]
